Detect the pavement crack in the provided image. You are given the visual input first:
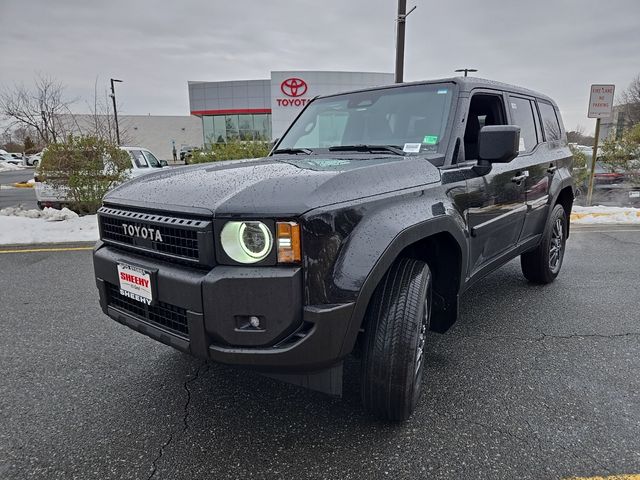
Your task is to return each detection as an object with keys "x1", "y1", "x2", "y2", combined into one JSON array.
[
  {"x1": 182, "y1": 361, "x2": 209, "y2": 433},
  {"x1": 147, "y1": 360, "x2": 208, "y2": 480}
]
